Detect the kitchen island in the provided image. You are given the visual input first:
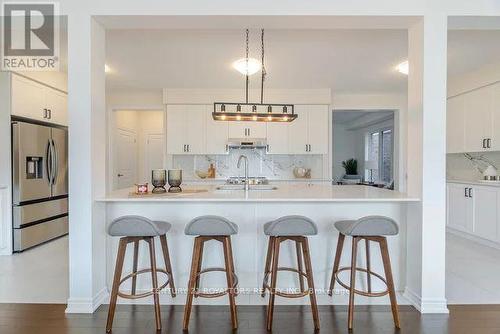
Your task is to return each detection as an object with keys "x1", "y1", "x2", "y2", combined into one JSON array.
[{"x1": 98, "y1": 183, "x2": 418, "y2": 306}]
